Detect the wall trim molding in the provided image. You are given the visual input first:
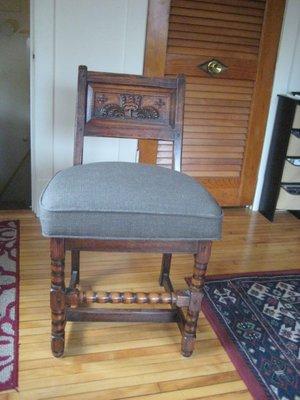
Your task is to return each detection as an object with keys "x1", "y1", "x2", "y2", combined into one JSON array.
[
  {"x1": 30, "y1": 0, "x2": 55, "y2": 214},
  {"x1": 253, "y1": 0, "x2": 300, "y2": 210}
]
